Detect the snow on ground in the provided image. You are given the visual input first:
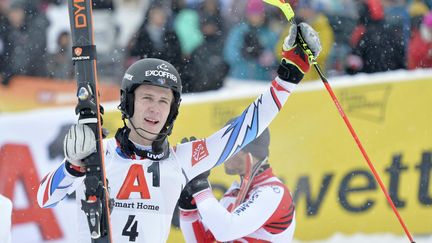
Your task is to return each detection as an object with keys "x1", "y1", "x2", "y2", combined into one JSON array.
[{"x1": 293, "y1": 233, "x2": 432, "y2": 243}]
